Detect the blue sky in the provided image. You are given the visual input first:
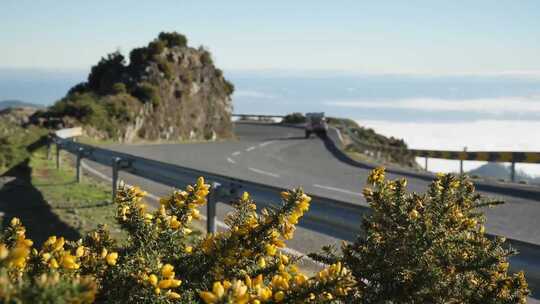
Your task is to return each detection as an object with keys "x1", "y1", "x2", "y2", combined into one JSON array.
[{"x1": 1, "y1": 1, "x2": 540, "y2": 74}]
